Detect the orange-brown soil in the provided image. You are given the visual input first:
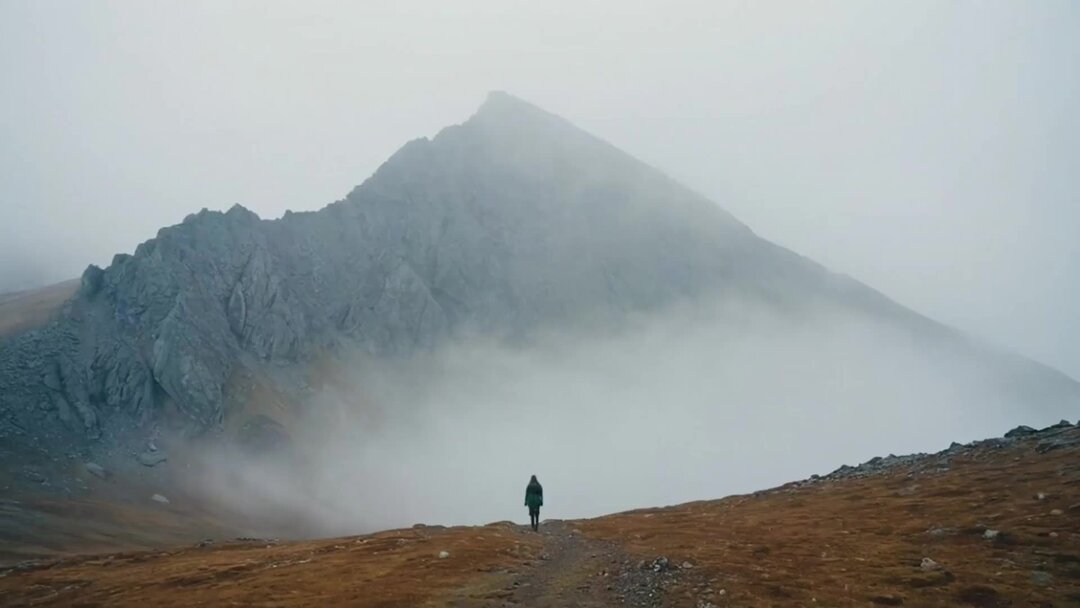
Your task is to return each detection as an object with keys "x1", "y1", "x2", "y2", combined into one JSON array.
[
  {"x1": 1, "y1": 426, "x2": 1077, "y2": 607},
  {"x1": 0, "y1": 280, "x2": 78, "y2": 338}
]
